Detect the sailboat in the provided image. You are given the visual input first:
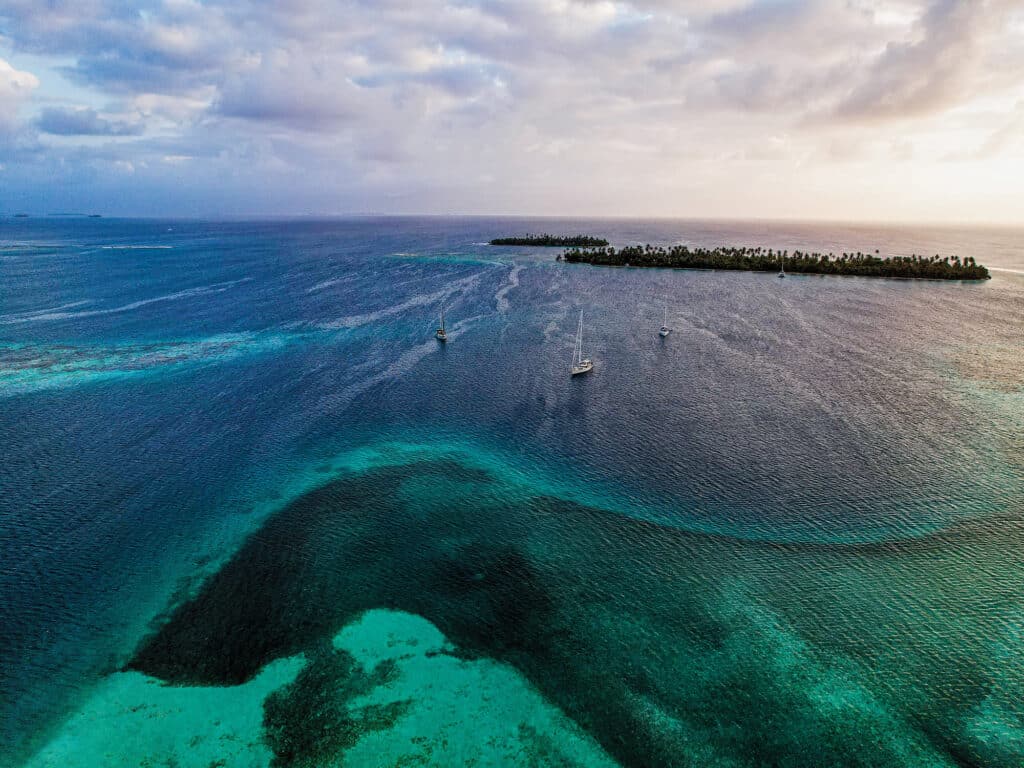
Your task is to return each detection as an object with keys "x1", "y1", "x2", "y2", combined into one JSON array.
[
  {"x1": 778, "y1": 253, "x2": 786, "y2": 278},
  {"x1": 659, "y1": 305, "x2": 671, "y2": 337},
  {"x1": 435, "y1": 303, "x2": 448, "y2": 342},
  {"x1": 571, "y1": 310, "x2": 593, "y2": 376}
]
